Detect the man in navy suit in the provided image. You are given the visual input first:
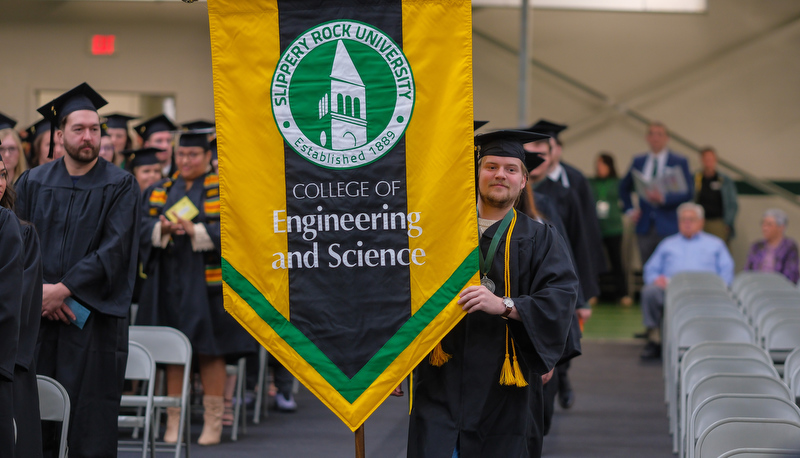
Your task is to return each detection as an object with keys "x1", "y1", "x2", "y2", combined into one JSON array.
[{"x1": 619, "y1": 122, "x2": 694, "y2": 264}]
